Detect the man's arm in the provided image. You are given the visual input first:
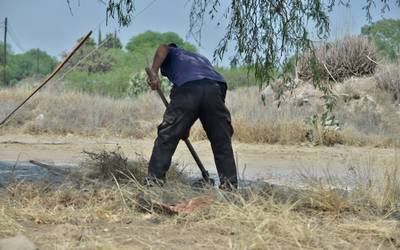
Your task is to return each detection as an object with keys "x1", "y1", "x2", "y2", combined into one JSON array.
[{"x1": 147, "y1": 44, "x2": 169, "y2": 90}]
